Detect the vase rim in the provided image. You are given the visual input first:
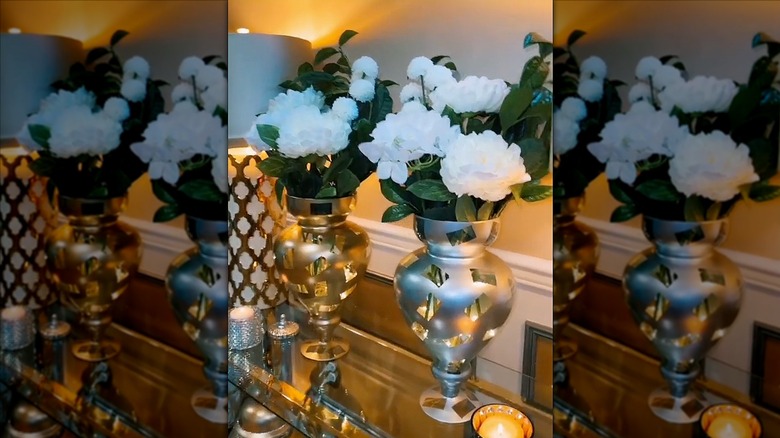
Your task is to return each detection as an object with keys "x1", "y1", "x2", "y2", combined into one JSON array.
[
  {"x1": 413, "y1": 214, "x2": 499, "y2": 226},
  {"x1": 643, "y1": 215, "x2": 729, "y2": 225}
]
